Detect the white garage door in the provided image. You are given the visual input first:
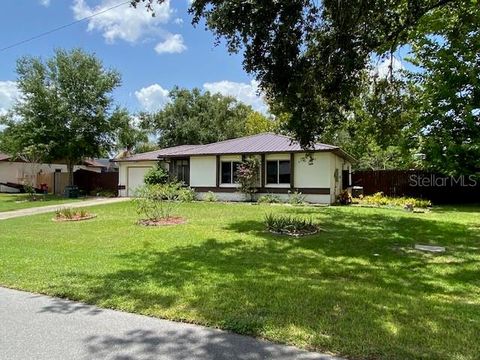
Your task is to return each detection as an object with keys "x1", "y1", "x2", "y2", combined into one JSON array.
[{"x1": 127, "y1": 167, "x2": 152, "y2": 196}]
